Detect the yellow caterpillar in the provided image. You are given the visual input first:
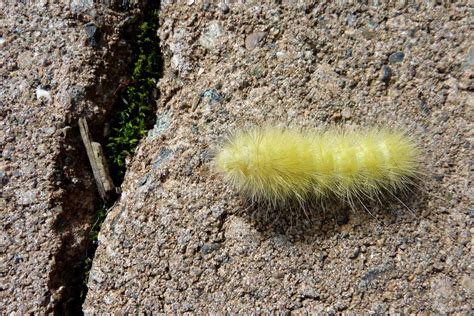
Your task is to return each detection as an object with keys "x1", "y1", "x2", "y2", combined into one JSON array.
[{"x1": 215, "y1": 127, "x2": 420, "y2": 206}]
